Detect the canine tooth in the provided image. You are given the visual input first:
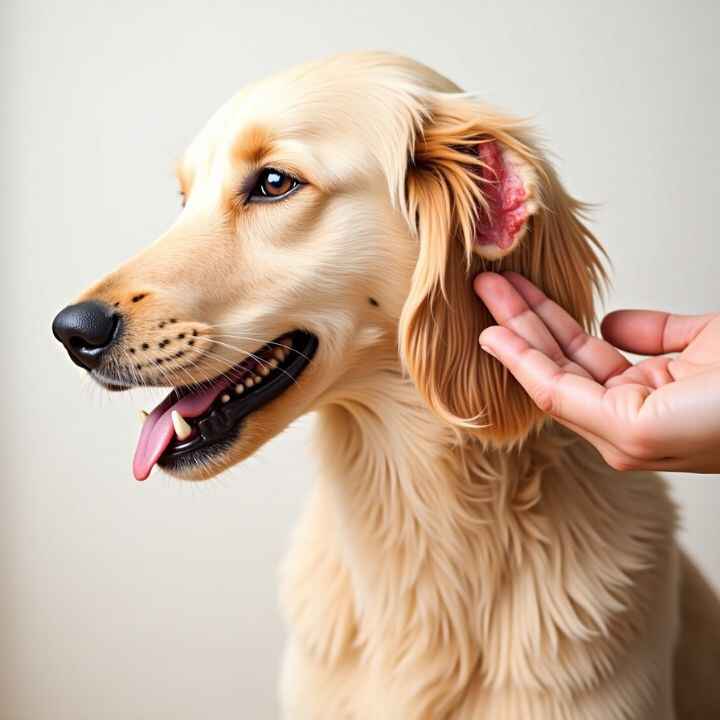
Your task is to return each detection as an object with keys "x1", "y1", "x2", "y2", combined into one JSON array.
[
  {"x1": 171, "y1": 410, "x2": 192, "y2": 441},
  {"x1": 139, "y1": 410, "x2": 149, "y2": 422},
  {"x1": 244, "y1": 377, "x2": 255, "y2": 388},
  {"x1": 235, "y1": 384, "x2": 244, "y2": 394},
  {"x1": 221, "y1": 393, "x2": 230, "y2": 403},
  {"x1": 259, "y1": 366, "x2": 270, "y2": 377}
]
